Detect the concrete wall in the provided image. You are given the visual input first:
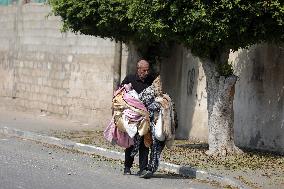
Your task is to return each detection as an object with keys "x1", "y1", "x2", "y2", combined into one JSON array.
[
  {"x1": 0, "y1": 4, "x2": 115, "y2": 129},
  {"x1": 160, "y1": 44, "x2": 208, "y2": 141},
  {"x1": 231, "y1": 44, "x2": 284, "y2": 153},
  {"x1": 160, "y1": 44, "x2": 284, "y2": 153}
]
